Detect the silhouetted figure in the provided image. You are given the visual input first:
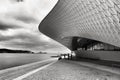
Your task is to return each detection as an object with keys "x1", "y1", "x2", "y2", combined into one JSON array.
[
  {"x1": 70, "y1": 54, "x2": 73, "y2": 60},
  {"x1": 67, "y1": 54, "x2": 70, "y2": 60},
  {"x1": 58, "y1": 57, "x2": 62, "y2": 60}
]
